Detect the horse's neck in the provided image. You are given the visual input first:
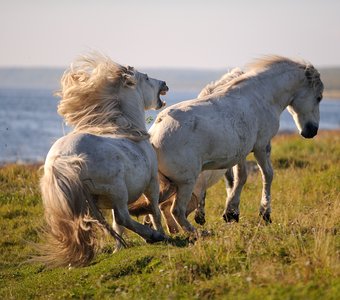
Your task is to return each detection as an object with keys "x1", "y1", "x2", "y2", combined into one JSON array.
[
  {"x1": 255, "y1": 67, "x2": 304, "y2": 114},
  {"x1": 120, "y1": 94, "x2": 147, "y2": 132}
]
